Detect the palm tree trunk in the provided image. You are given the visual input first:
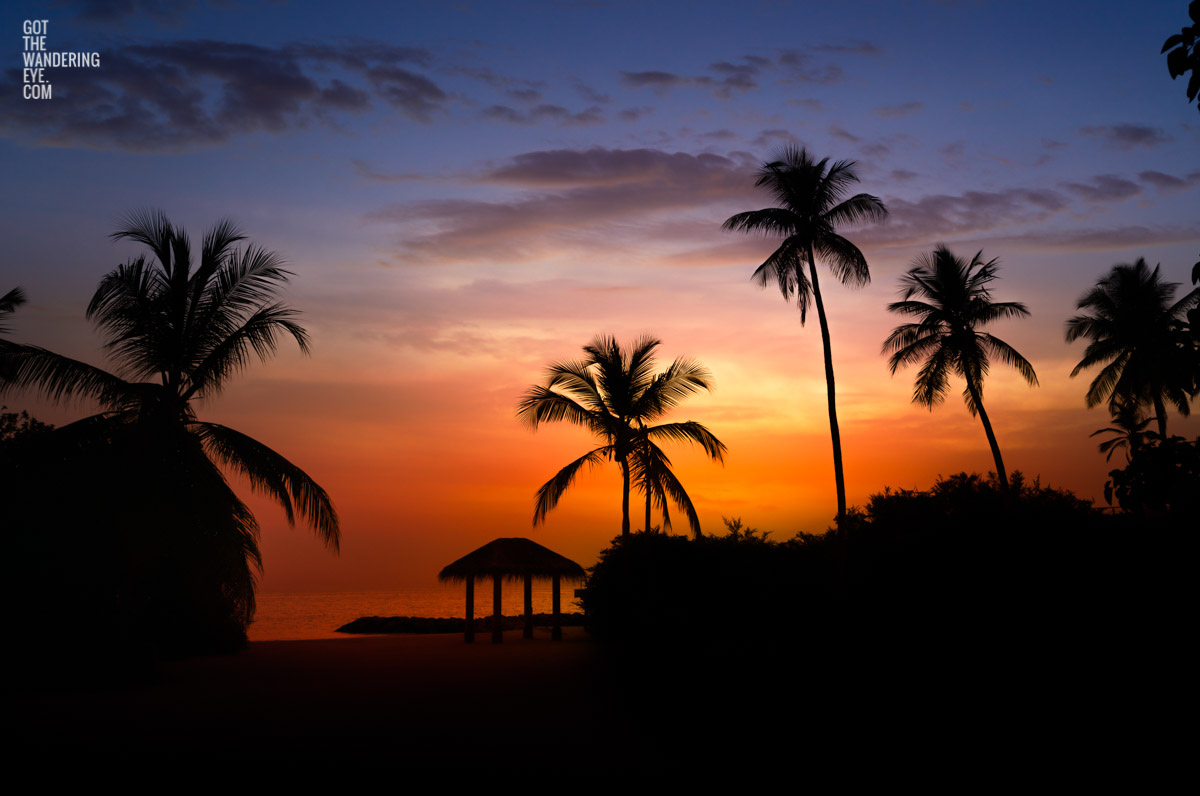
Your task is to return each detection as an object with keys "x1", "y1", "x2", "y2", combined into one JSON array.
[
  {"x1": 645, "y1": 482, "x2": 652, "y2": 534},
  {"x1": 620, "y1": 459, "x2": 631, "y2": 537},
  {"x1": 807, "y1": 248, "x2": 848, "y2": 523},
  {"x1": 966, "y1": 378, "x2": 1009, "y2": 492},
  {"x1": 1153, "y1": 395, "x2": 1168, "y2": 438}
]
